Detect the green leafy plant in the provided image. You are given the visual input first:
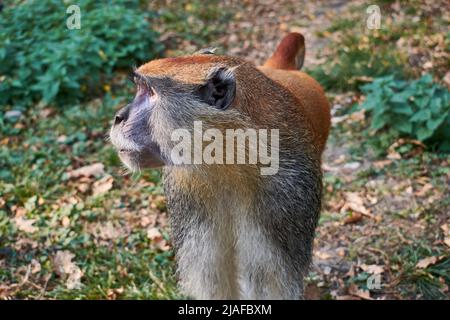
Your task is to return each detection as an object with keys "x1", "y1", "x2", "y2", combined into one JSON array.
[
  {"x1": 359, "y1": 74, "x2": 450, "y2": 151},
  {"x1": 394, "y1": 244, "x2": 450, "y2": 300},
  {"x1": 308, "y1": 0, "x2": 450, "y2": 92},
  {"x1": 0, "y1": 0, "x2": 162, "y2": 109},
  {"x1": 309, "y1": 33, "x2": 406, "y2": 92}
]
